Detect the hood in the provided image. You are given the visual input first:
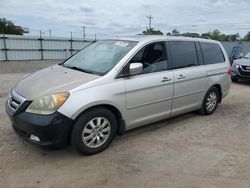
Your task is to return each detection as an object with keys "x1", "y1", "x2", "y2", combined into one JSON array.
[
  {"x1": 15, "y1": 65, "x2": 100, "y2": 100},
  {"x1": 234, "y1": 58, "x2": 250, "y2": 66}
]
